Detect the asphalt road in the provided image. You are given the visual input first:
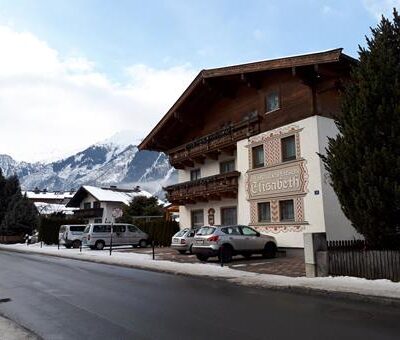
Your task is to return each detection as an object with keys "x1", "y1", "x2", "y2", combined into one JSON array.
[{"x1": 0, "y1": 251, "x2": 399, "y2": 340}]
